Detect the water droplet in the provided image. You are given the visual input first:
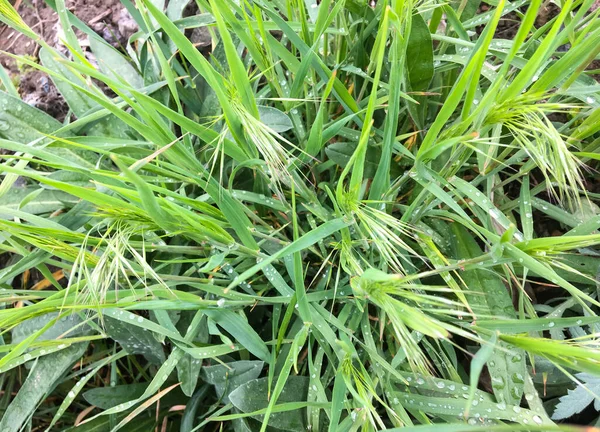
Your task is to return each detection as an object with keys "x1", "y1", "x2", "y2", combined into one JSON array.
[
  {"x1": 0, "y1": 120, "x2": 9, "y2": 131},
  {"x1": 492, "y1": 376, "x2": 505, "y2": 389},
  {"x1": 547, "y1": 322, "x2": 555, "y2": 328},
  {"x1": 512, "y1": 373, "x2": 524, "y2": 384},
  {"x1": 586, "y1": 96, "x2": 595, "y2": 104},
  {"x1": 533, "y1": 415, "x2": 543, "y2": 424}
]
